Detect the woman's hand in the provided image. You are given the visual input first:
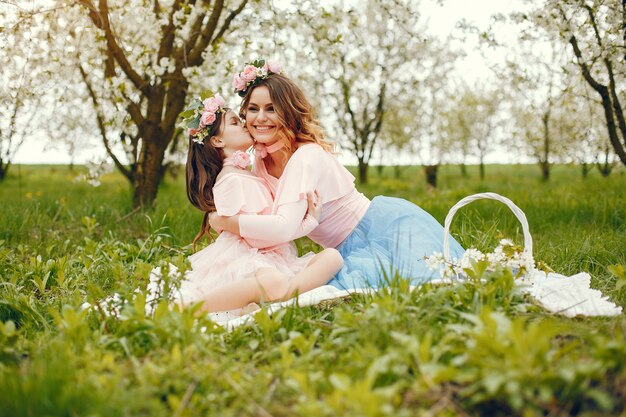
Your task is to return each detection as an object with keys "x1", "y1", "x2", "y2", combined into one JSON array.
[
  {"x1": 306, "y1": 190, "x2": 322, "y2": 221},
  {"x1": 208, "y1": 212, "x2": 224, "y2": 234}
]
